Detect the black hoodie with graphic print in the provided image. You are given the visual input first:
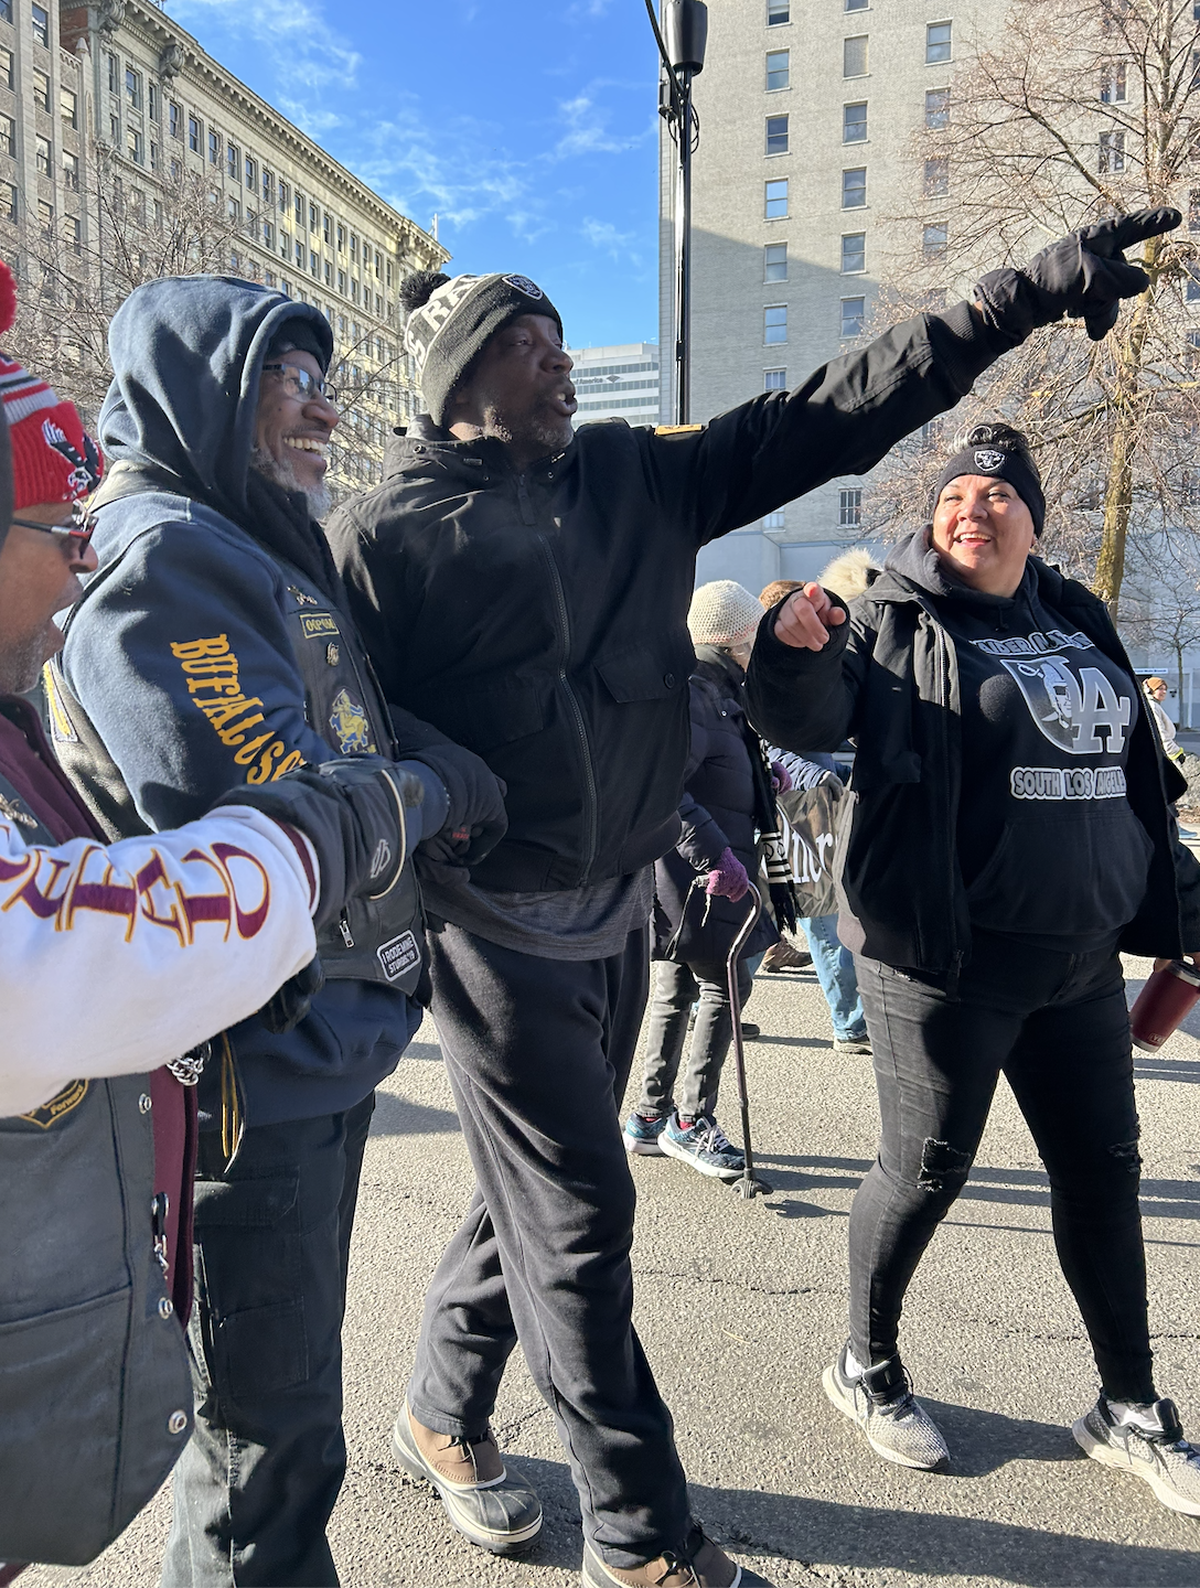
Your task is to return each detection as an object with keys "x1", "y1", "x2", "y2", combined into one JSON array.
[{"x1": 745, "y1": 529, "x2": 1200, "y2": 971}]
